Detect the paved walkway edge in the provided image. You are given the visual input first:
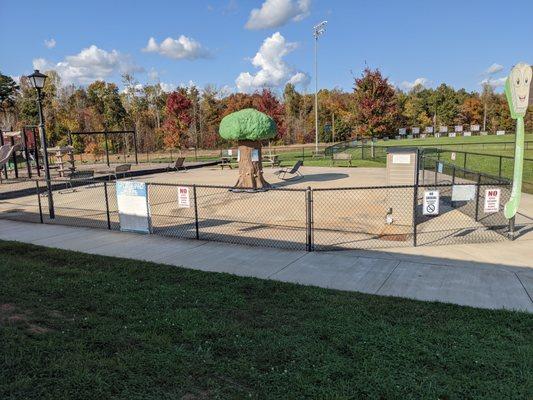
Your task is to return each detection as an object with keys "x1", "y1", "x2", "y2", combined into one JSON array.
[{"x1": 0, "y1": 220, "x2": 531, "y2": 313}]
